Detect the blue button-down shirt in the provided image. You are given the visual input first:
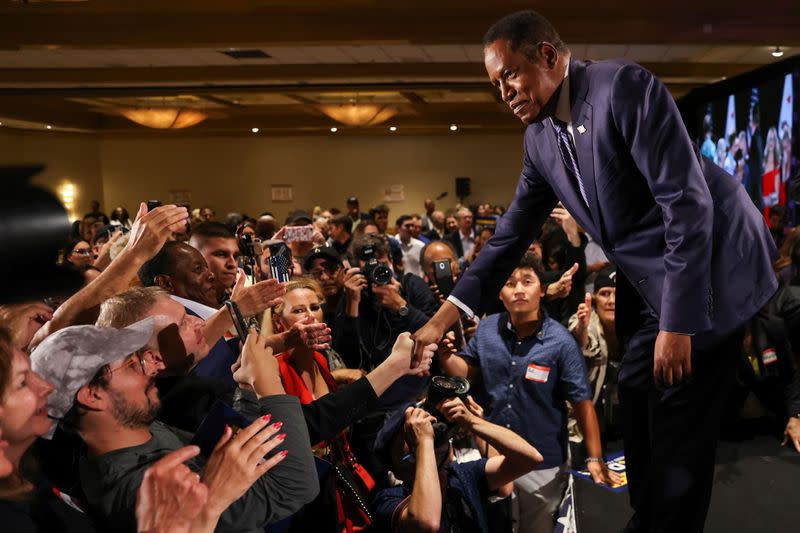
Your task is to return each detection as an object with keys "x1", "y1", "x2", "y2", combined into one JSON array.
[{"x1": 459, "y1": 312, "x2": 591, "y2": 469}]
